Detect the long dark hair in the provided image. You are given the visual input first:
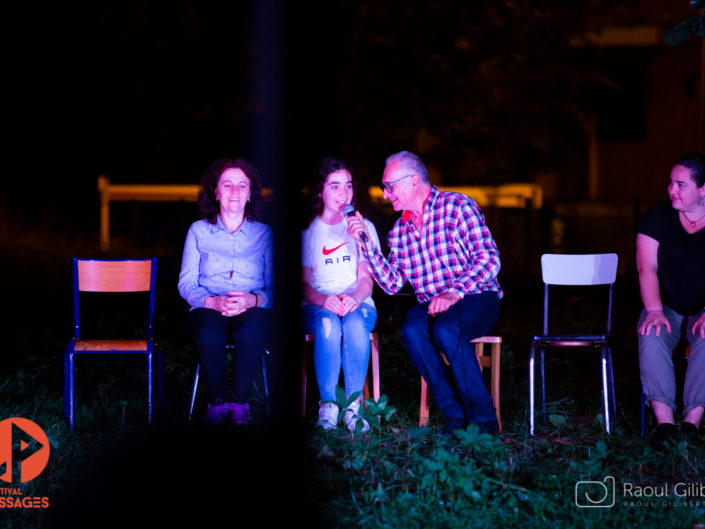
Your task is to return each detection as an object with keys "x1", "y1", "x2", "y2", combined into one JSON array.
[
  {"x1": 198, "y1": 158, "x2": 263, "y2": 224},
  {"x1": 674, "y1": 151, "x2": 705, "y2": 188},
  {"x1": 307, "y1": 157, "x2": 359, "y2": 226}
]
